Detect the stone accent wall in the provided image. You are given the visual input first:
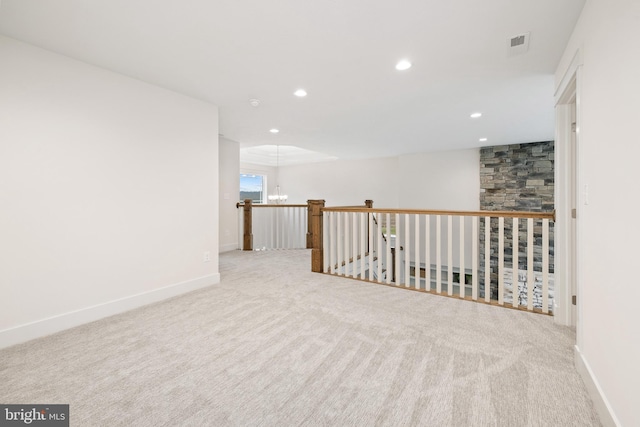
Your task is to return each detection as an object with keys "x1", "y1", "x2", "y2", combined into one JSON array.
[{"x1": 479, "y1": 141, "x2": 554, "y2": 300}]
